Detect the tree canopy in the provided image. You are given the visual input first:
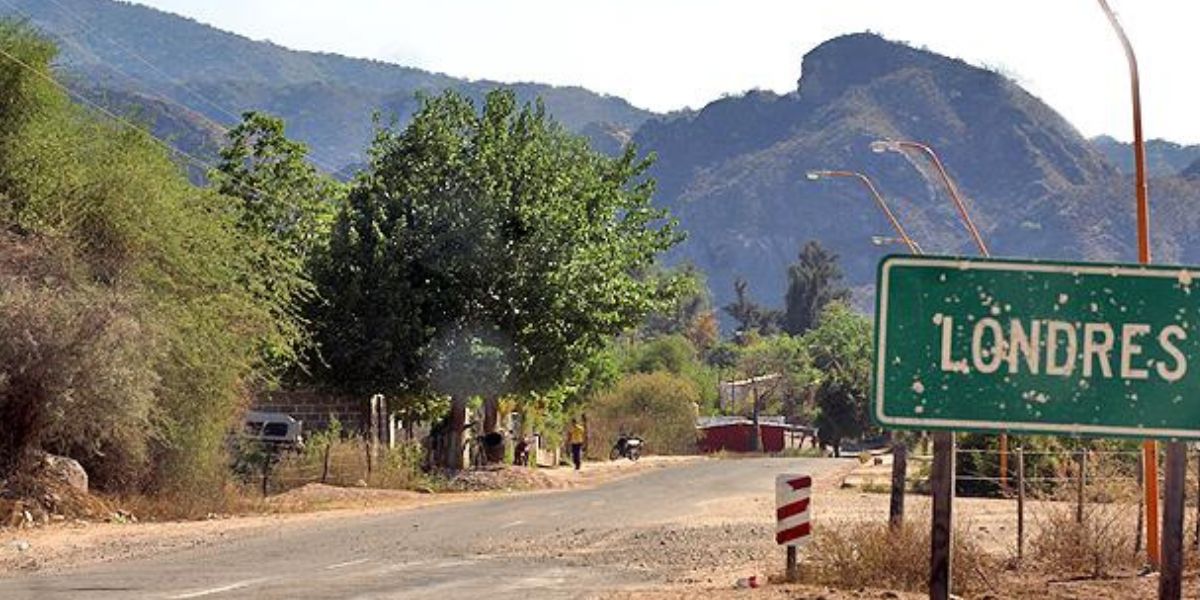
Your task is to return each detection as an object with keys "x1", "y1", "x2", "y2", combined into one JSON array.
[
  {"x1": 211, "y1": 111, "x2": 342, "y2": 376},
  {"x1": 782, "y1": 240, "x2": 851, "y2": 336},
  {"x1": 313, "y1": 90, "x2": 683, "y2": 464},
  {"x1": 805, "y1": 302, "x2": 873, "y2": 455},
  {"x1": 723, "y1": 277, "x2": 781, "y2": 341}
]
